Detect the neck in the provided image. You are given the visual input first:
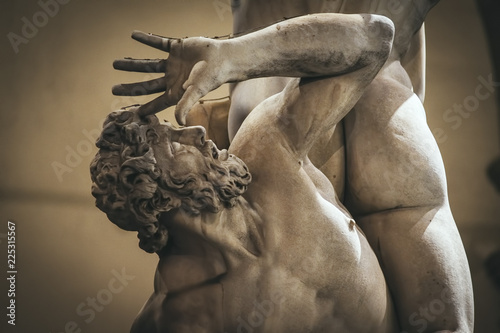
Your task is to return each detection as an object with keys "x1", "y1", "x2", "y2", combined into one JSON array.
[{"x1": 160, "y1": 197, "x2": 263, "y2": 267}]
